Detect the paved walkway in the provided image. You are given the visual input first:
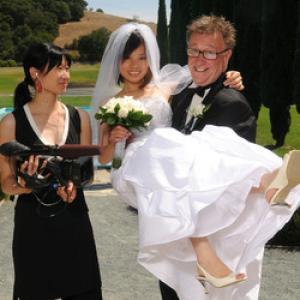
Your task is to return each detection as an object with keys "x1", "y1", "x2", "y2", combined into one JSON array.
[{"x1": 0, "y1": 170, "x2": 299, "y2": 299}]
